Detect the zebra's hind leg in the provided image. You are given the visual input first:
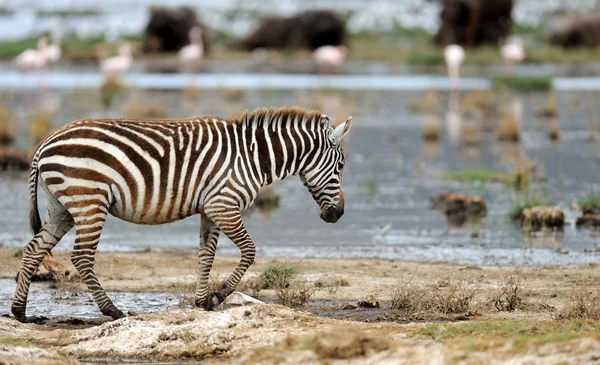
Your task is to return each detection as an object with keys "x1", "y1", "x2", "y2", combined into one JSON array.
[
  {"x1": 194, "y1": 215, "x2": 221, "y2": 309},
  {"x1": 204, "y1": 209, "x2": 255, "y2": 310},
  {"x1": 69, "y1": 204, "x2": 125, "y2": 320},
  {"x1": 12, "y1": 197, "x2": 74, "y2": 322}
]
